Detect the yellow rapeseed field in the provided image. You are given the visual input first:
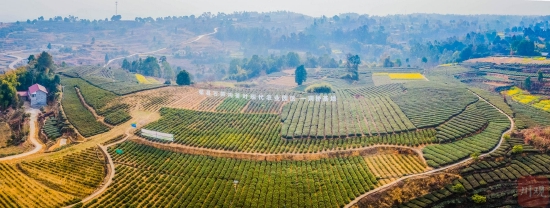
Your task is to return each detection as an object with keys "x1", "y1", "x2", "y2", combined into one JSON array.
[
  {"x1": 505, "y1": 87, "x2": 521, "y2": 96},
  {"x1": 388, "y1": 73, "x2": 425, "y2": 80},
  {"x1": 533, "y1": 100, "x2": 550, "y2": 112},
  {"x1": 517, "y1": 95, "x2": 539, "y2": 104},
  {"x1": 503, "y1": 86, "x2": 550, "y2": 112},
  {"x1": 521, "y1": 57, "x2": 547, "y2": 63},
  {"x1": 135, "y1": 74, "x2": 151, "y2": 84}
]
